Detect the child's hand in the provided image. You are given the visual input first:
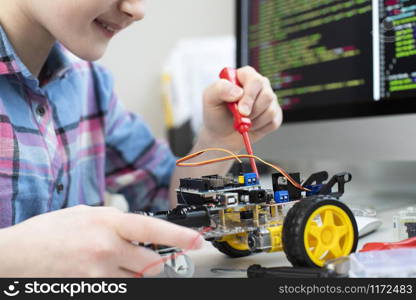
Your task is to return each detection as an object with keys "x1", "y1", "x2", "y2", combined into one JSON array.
[
  {"x1": 0, "y1": 205, "x2": 203, "y2": 277},
  {"x1": 200, "y1": 66, "x2": 282, "y2": 151}
]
